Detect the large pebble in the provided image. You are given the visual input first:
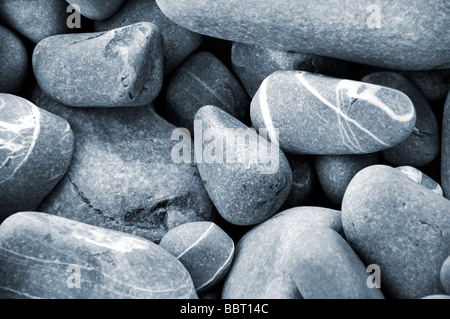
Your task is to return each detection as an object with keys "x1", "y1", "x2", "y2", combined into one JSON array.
[
  {"x1": 231, "y1": 42, "x2": 350, "y2": 98},
  {"x1": 251, "y1": 71, "x2": 416, "y2": 155},
  {"x1": 0, "y1": 25, "x2": 28, "y2": 94},
  {"x1": 66, "y1": 0, "x2": 124, "y2": 21},
  {"x1": 33, "y1": 22, "x2": 163, "y2": 107},
  {"x1": 0, "y1": 94, "x2": 74, "y2": 221},
  {"x1": 315, "y1": 153, "x2": 378, "y2": 206},
  {"x1": 281, "y1": 156, "x2": 316, "y2": 209},
  {"x1": 155, "y1": 0, "x2": 450, "y2": 70},
  {"x1": 0, "y1": 212, "x2": 197, "y2": 299},
  {"x1": 342, "y1": 165, "x2": 450, "y2": 298},
  {"x1": 441, "y1": 256, "x2": 450, "y2": 294},
  {"x1": 159, "y1": 221, "x2": 234, "y2": 292},
  {"x1": 32, "y1": 87, "x2": 213, "y2": 243},
  {"x1": 441, "y1": 91, "x2": 450, "y2": 198},
  {"x1": 165, "y1": 51, "x2": 249, "y2": 134},
  {"x1": 362, "y1": 72, "x2": 439, "y2": 167},
  {"x1": 0, "y1": 0, "x2": 71, "y2": 43},
  {"x1": 195, "y1": 105, "x2": 292, "y2": 226},
  {"x1": 95, "y1": 0, "x2": 202, "y2": 74}
]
